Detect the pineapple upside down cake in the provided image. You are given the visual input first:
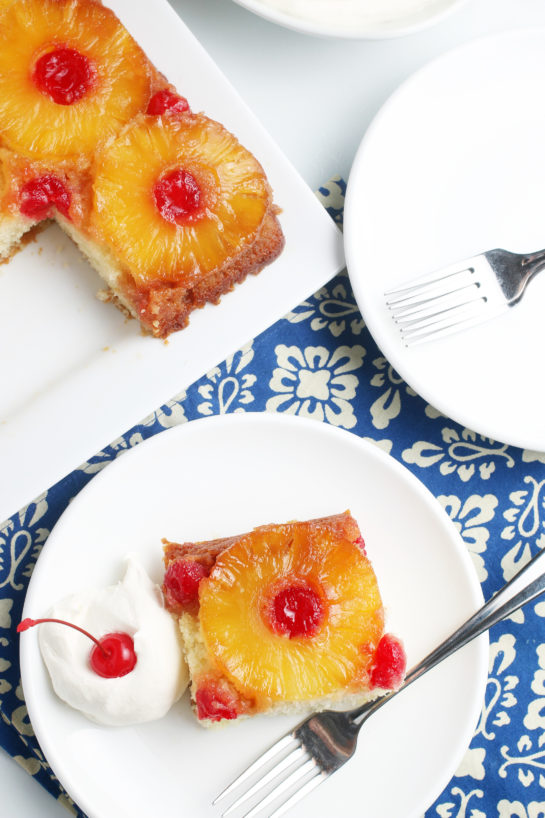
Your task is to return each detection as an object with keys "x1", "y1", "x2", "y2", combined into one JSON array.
[
  {"x1": 0, "y1": 0, "x2": 284, "y2": 337},
  {"x1": 162, "y1": 512, "x2": 406, "y2": 726}
]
